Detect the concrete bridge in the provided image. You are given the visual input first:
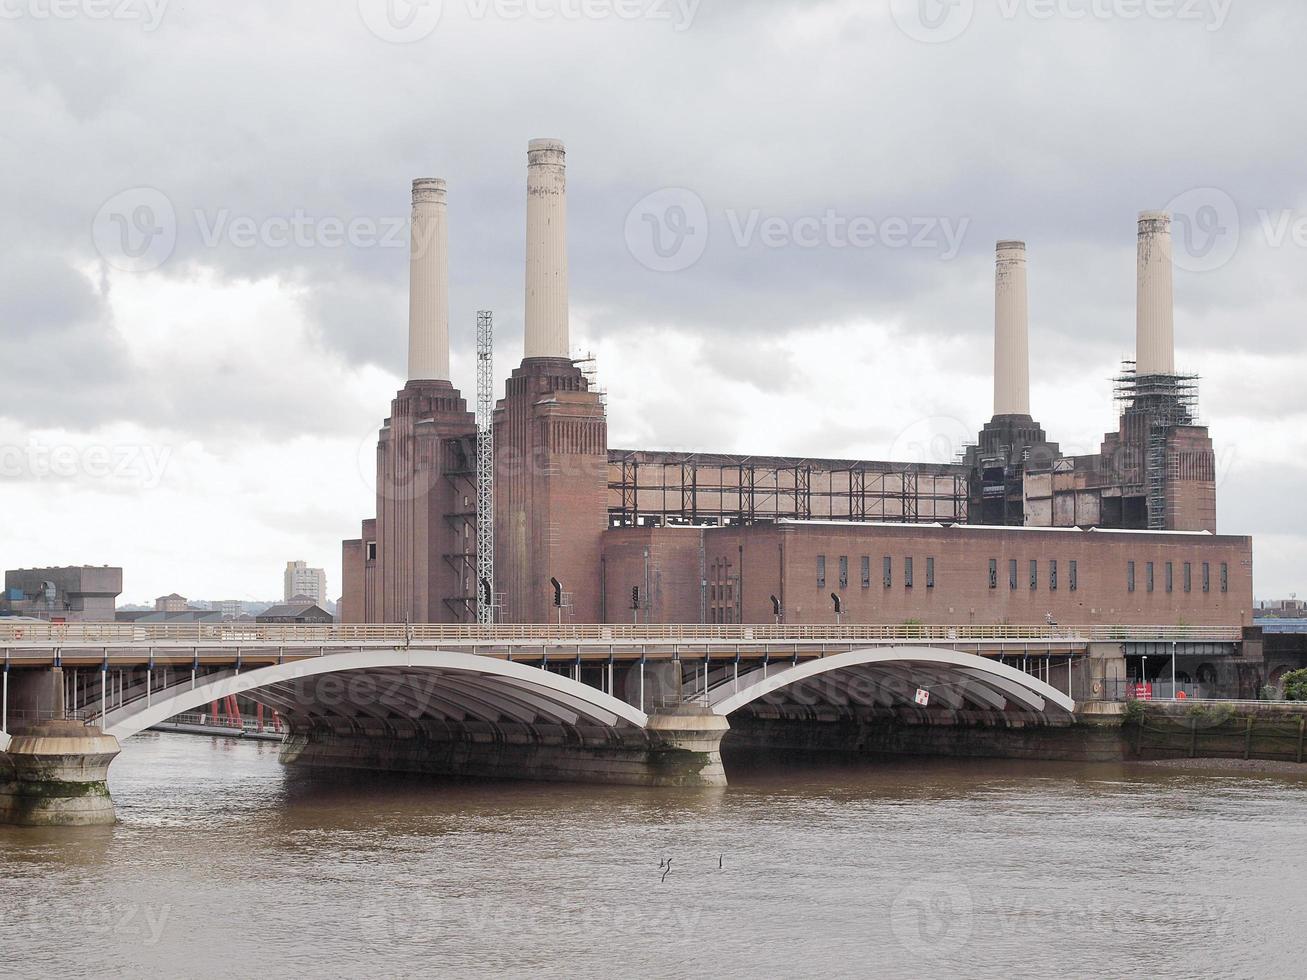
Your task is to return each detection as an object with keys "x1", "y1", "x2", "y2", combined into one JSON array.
[{"x1": 0, "y1": 623, "x2": 1240, "y2": 825}]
